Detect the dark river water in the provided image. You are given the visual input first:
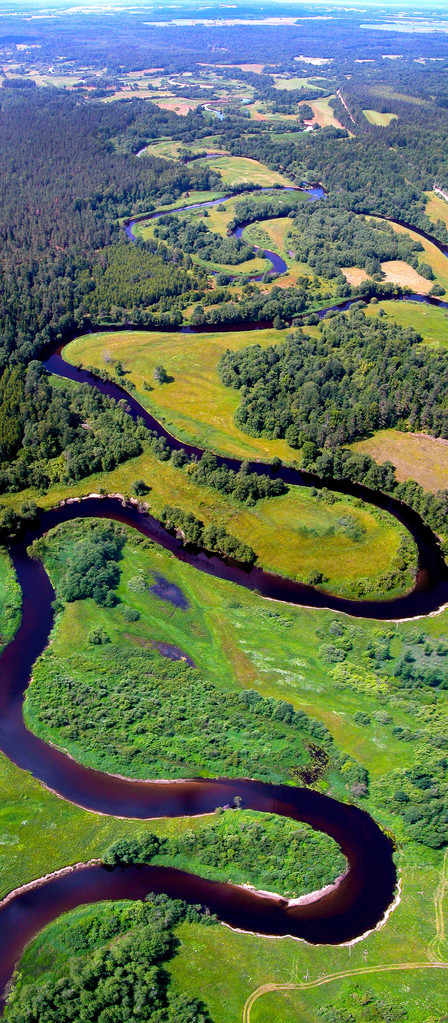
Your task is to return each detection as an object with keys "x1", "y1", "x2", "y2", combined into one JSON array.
[
  {"x1": 43, "y1": 344, "x2": 448, "y2": 620},
  {"x1": 0, "y1": 505, "x2": 397, "y2": 1001},
  {"x1": 123, "y1": 185, "x2": 325, "y2": 278},
  {"x1": 4, "y1": 187, "x2": 448, "y2": 1007}
]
